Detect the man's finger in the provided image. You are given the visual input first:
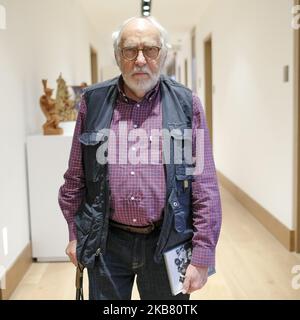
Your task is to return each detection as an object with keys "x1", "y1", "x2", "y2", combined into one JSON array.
[
  {"x1": 70, "y1": 252, "x2": 78, "y2": 267},
  {"x1": 182, "y1": 276, "x2": 190, "y2": 294},
  {"x1": 65, "y1": 241, "x2": 78, "y2": 267},
  {"x1": 66, "y1": 249, "x2": 77, "y2": 266},
  {"x1": 188, "y1": 278, "x2": 207, "y2": 294}
]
